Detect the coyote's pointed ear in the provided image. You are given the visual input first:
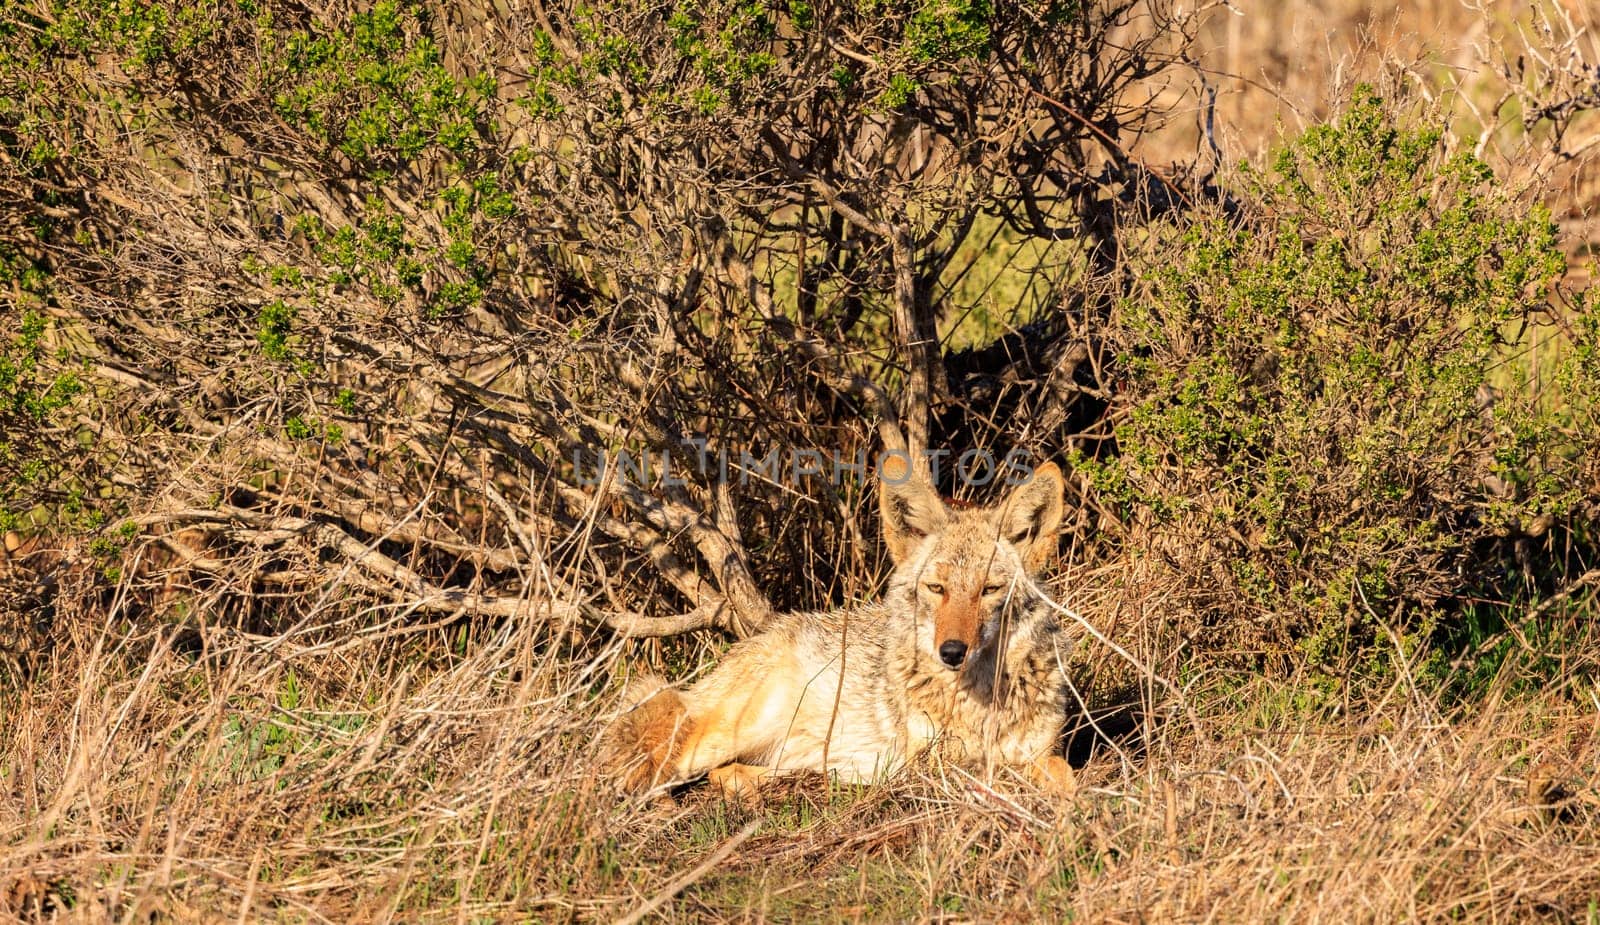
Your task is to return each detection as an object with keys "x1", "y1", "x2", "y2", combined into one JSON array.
[
  {"x1": 878, "y1": 452, "x2": 947, "y2": 564},
  {"x1": 994, "y1": 461, "x2": 1066, "y2": 572}
]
